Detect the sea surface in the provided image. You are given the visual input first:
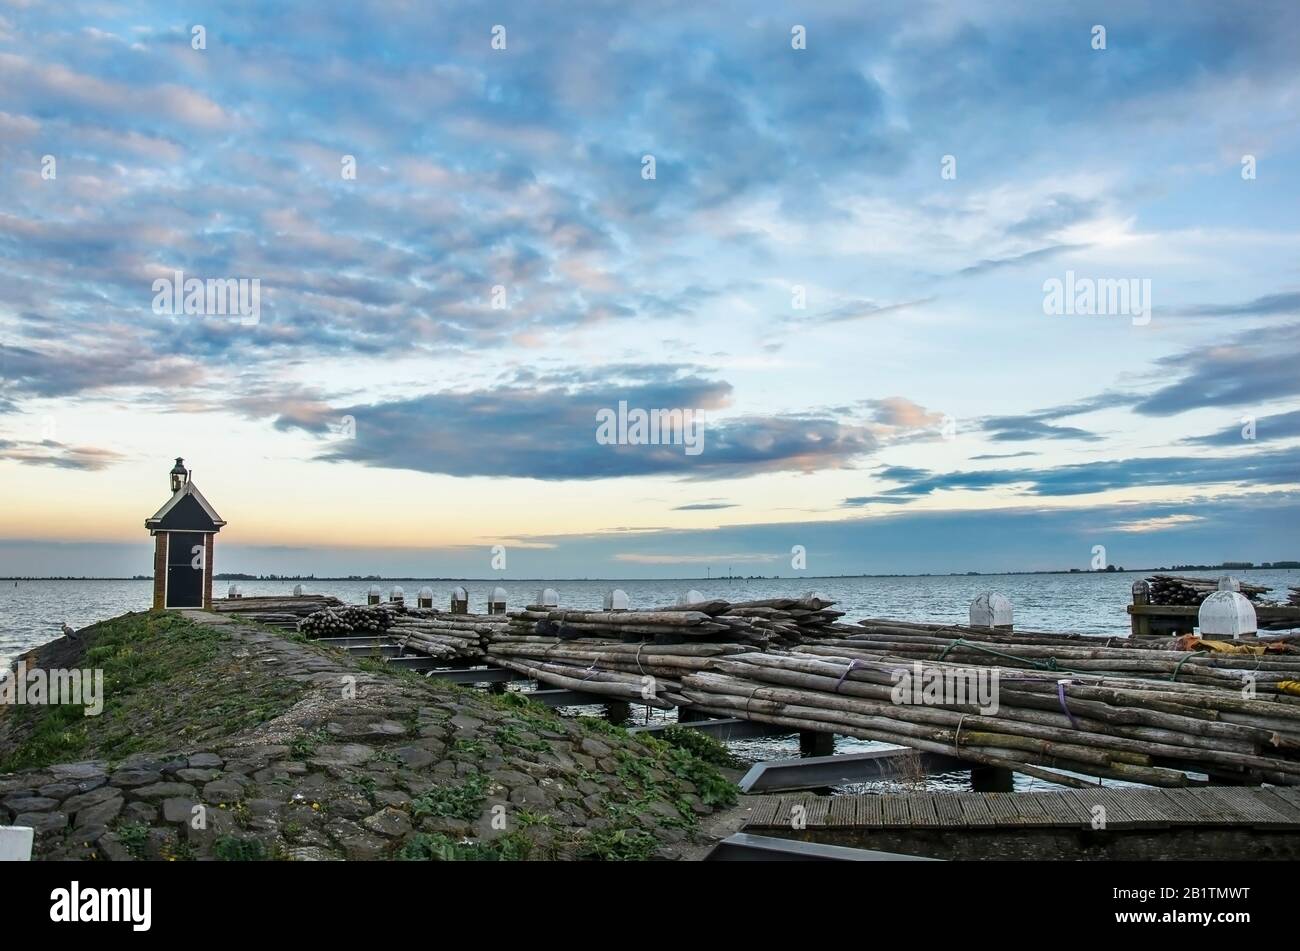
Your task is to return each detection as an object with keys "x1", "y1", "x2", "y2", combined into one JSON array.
[{"x1": 4, "y1": 569, "x2": 1297, "y2": 792}]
